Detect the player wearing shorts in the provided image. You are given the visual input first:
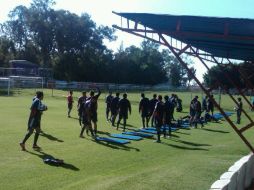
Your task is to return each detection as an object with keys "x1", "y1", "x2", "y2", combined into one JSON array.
[{"x1": 20, "y1": 91, "x2": 47, "y2": 151}]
